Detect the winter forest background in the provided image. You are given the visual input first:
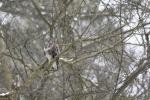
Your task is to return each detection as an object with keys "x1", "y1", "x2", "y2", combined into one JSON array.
[{"x1": 0, "y1": 0, "x2": 150, "y2": 100}]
